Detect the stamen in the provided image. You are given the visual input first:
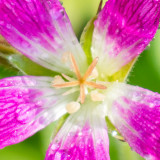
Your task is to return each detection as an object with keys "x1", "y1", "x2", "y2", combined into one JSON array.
[
  {"x1": 96, "y1": 80, "x2": 111, "y2": 86},
  {"x1": 66, "y1": 101, "x2": 81, "y2": 114},
  {"x1": 90, "y1": 90, "x2": 105, "y2": 102},
  {"x1": 85, "y1": 81, "x2": 107, "y2": 89},
  {"x1": 52, "y1": 81, "x2": 79, "y2": 88},
  {"x1": 62, "y1": 88, "x2": 79, "y2": 96},
  {"x1": 82, "y1": 57, "x2": 99, "y2": 80},
  {"x1": 80, "y1": 85, "x2": 85, "y2": 104},
  {"x1": 52, "y1": 54, "x2": 107, "y2": 105},
  {"x1": 52, "y1": 75, "x2": 65, "y2": 85},
  {"x1": 89, "y1": 68, "x2": 99, "y2": 79},
  {"x1": 70, "y1": 53, "x2": 81, "y2": 80},
  {"x1": 61, "y1": 73, "x2": 75, "y2": 81}
]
